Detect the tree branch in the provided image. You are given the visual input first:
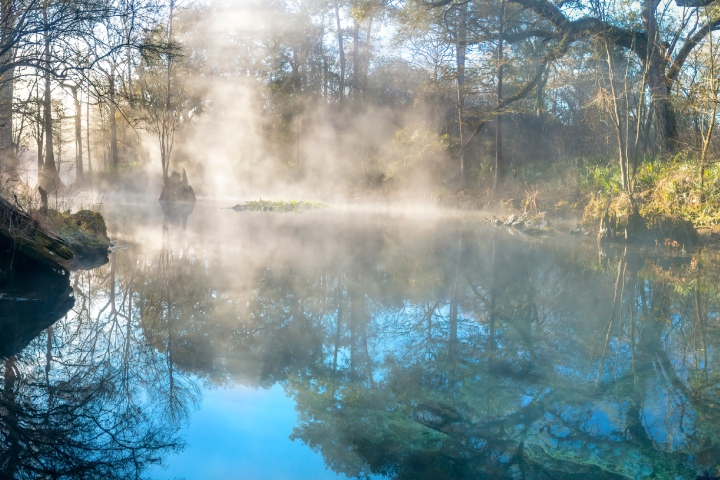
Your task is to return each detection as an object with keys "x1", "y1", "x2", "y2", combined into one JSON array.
[
  {"x1": 507, "y1": 0, "x2": 648, "y2": 56},
  {"x1": 461, "y1": 36, "x2": 571, "y2": 151},
  {"x1": 668, "y1": 14, "x2": 720, "y2": 85}
]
